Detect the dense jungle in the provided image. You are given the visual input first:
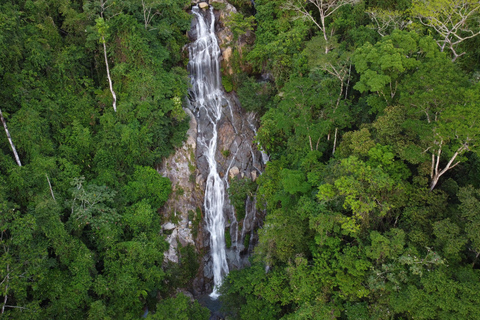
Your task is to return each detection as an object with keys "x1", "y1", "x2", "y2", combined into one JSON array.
[{"x1": 1, "y1": 0, "x2": 480, "y2": 319}]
